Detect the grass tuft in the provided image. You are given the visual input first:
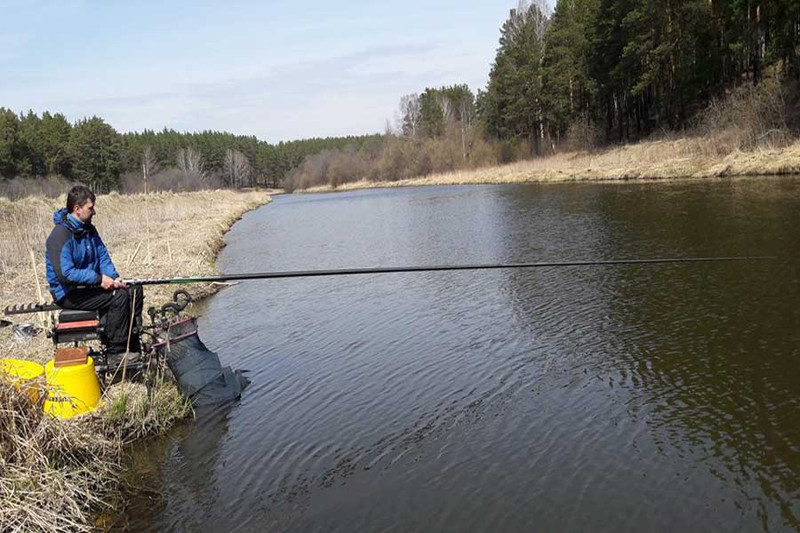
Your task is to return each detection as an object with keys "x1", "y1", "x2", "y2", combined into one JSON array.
[
  {"x1": 97, "y1": 375, "x2": 193, "y2": 445},
  {"x1": 0, "y1": 378, "x2": 119, "y2": 532}
]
